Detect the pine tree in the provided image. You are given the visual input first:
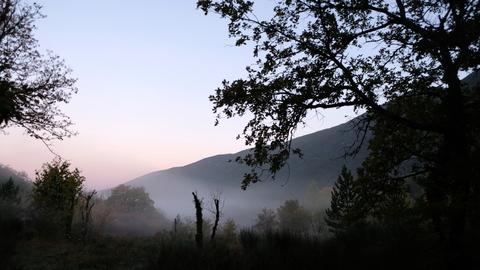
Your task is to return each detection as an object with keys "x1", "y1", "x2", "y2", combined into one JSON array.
[
  {"x1": 0, "y1": 178, "x2": 20, "y2": 205},
  {"x1": 325, "y1": 165, "x2": 363, "y2": 232}
]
